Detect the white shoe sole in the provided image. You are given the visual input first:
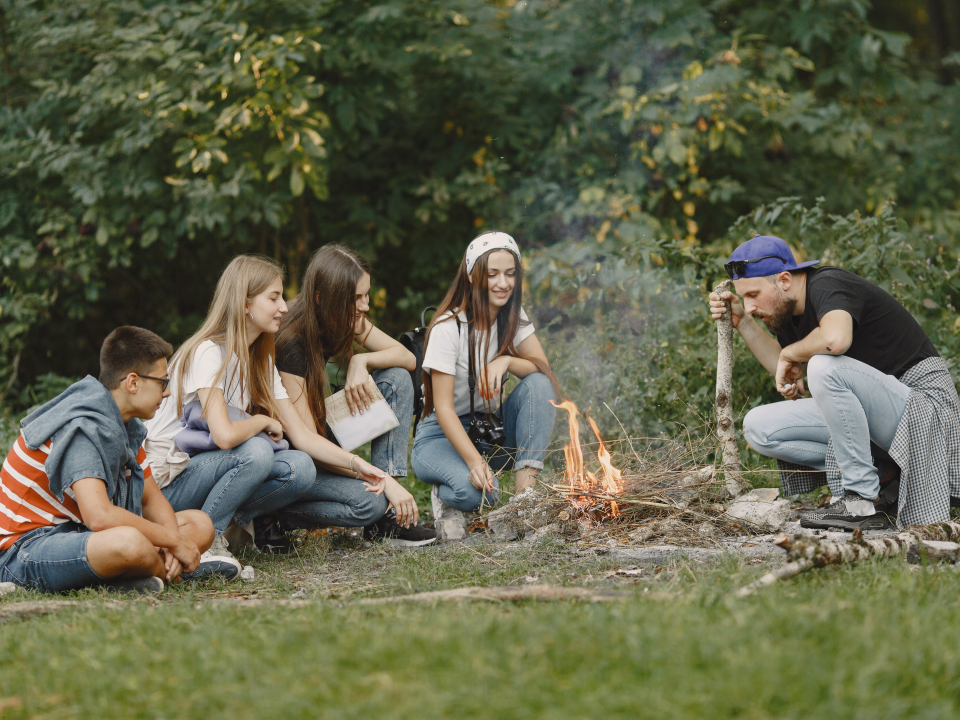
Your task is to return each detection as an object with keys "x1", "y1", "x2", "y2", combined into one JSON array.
[{"x1": 384, "y1": 537, "x2": 438, "y2": 548}]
